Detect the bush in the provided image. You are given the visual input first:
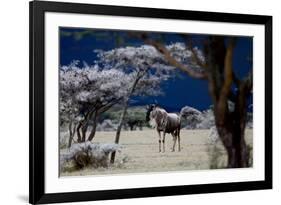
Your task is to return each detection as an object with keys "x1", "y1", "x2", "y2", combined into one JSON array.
[
  {"x1": 181, "y1": 103, "x2": 252, "y2": 130},
  {"x1": 206, "y1": 127, "x2": 227, "y2": 169},
  {"x1": 207, "y1": 126, "x2": 219, "y2": 144},
  {"x1": 60, "y1": 142, "x2": 121, "y2": 171},
  {"x1": 207, "y1": 129, "x2": 253, "y2": 168},
  {"x1": 96, "y1": 119, "x2": 117, "y2": 131},
  {"x1": 196, "y1": 109, "x2": 215, "y2": 129},
  {"x1": 208, "y1": 144, "x2": 227, "y2": 169}
]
